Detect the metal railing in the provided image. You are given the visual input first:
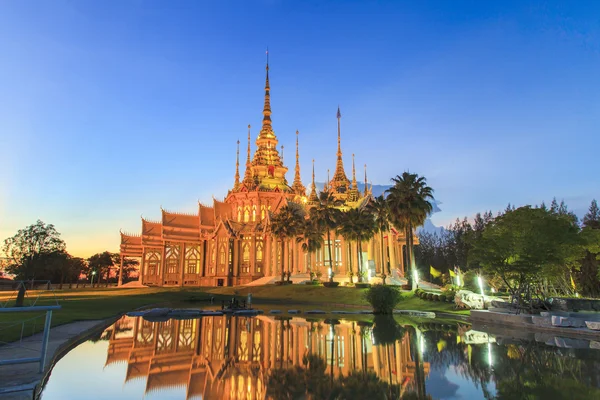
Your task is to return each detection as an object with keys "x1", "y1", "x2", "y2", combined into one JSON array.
[{"x1": 0, "y1": 281, "x2": 62, "y2": 373}]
